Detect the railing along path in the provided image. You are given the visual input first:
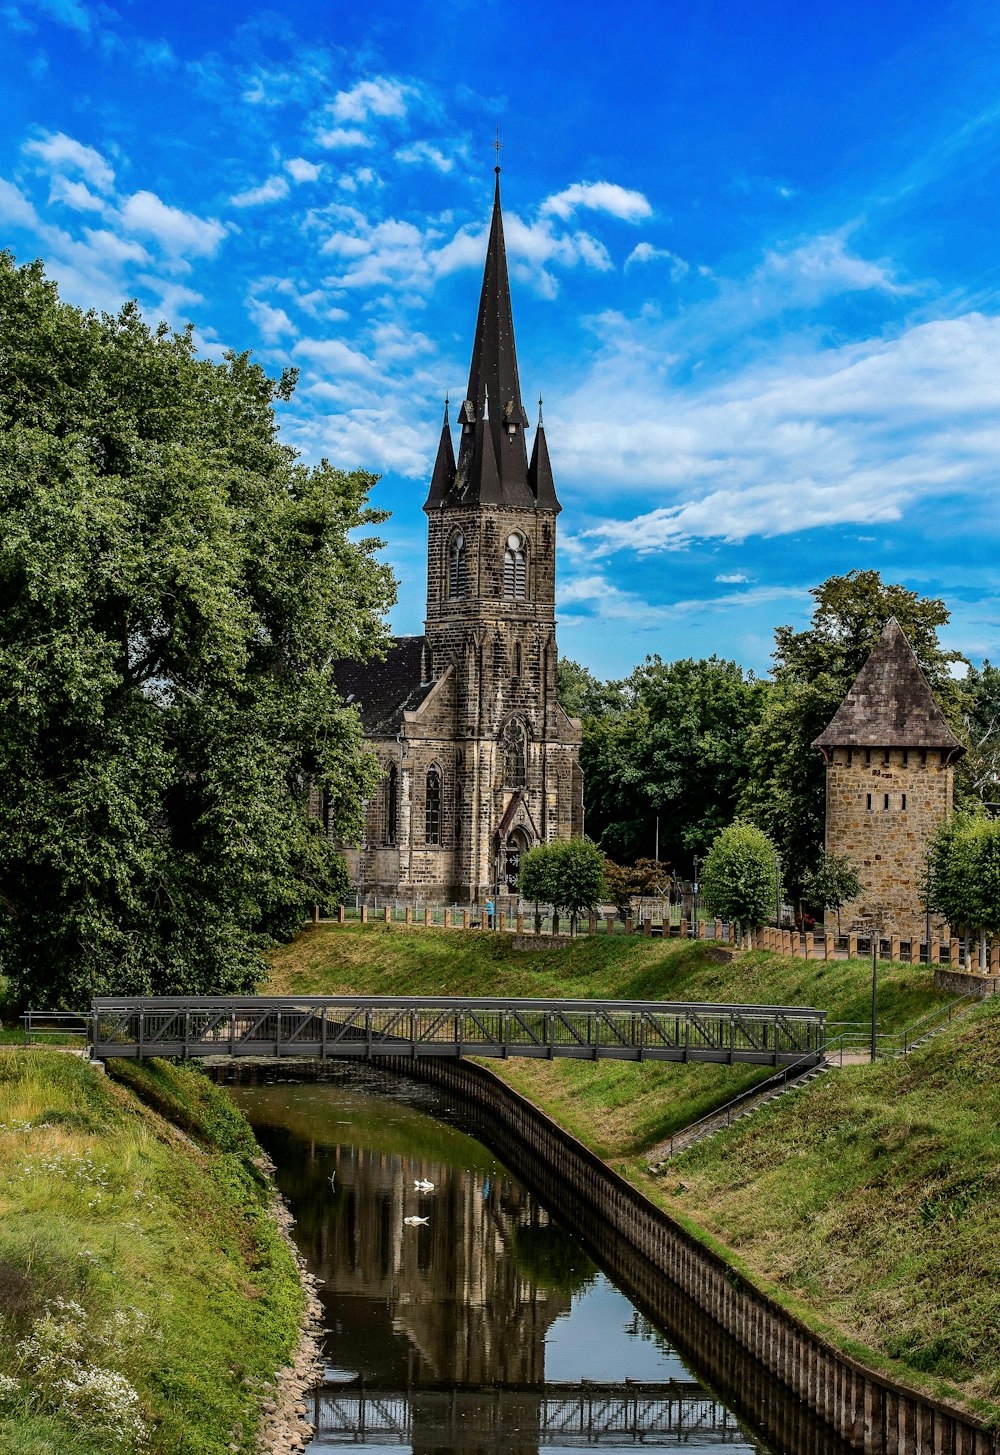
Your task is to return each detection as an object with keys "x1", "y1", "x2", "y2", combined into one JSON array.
[{"x1": 87, "y1": 995, "x2": 826, "y2": 1067}]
